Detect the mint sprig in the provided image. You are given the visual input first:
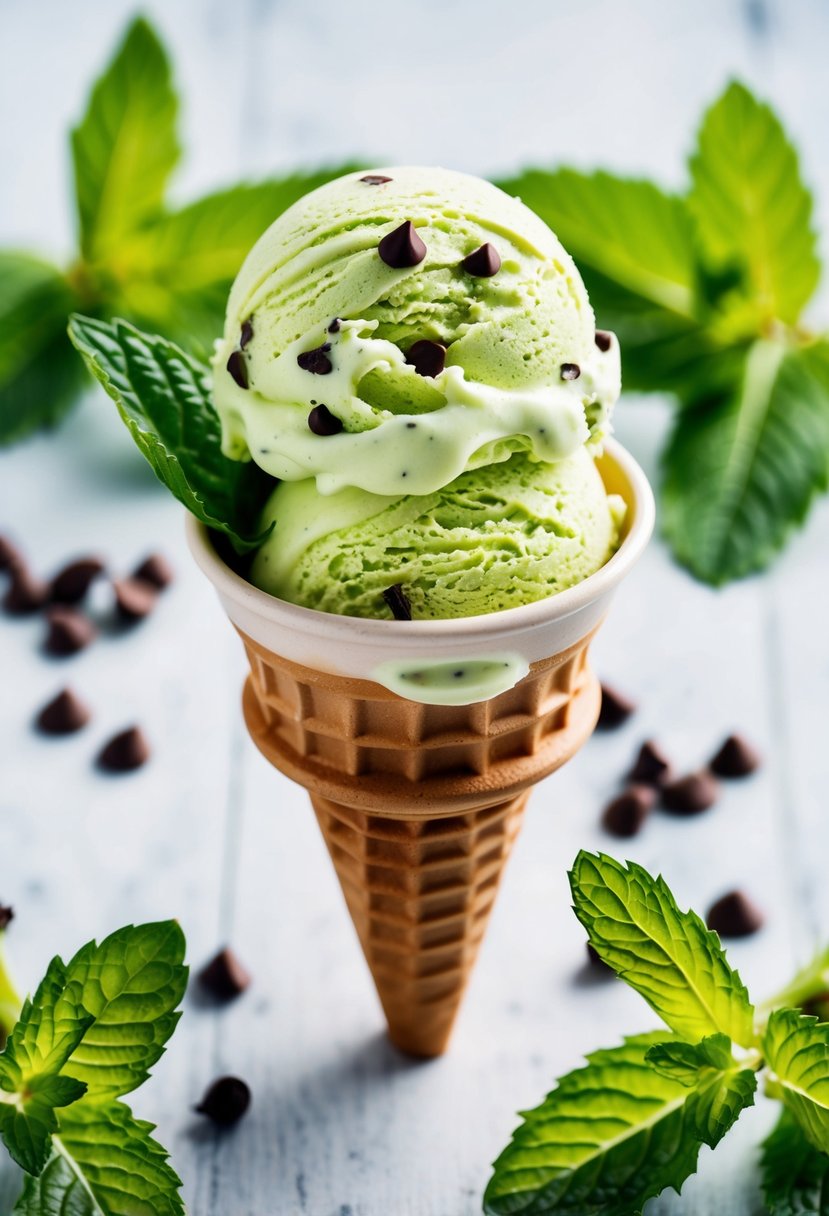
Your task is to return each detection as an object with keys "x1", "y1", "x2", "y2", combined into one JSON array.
[
  {"x1": 0, "y1": 15, "x2": 353, "y2": 445},
  {"x1": 499, "y1": 81, "x2": 828, "y2": 585},
  {"x1": 0, "y1": 920, "x2": 187, "y2": 1215},
  {"x1": 485, "y1": 852, "x2": 829, "y2": 1215},
  {"x1": 68, "y1": 315, "x2": 274, "y2": 554}
]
